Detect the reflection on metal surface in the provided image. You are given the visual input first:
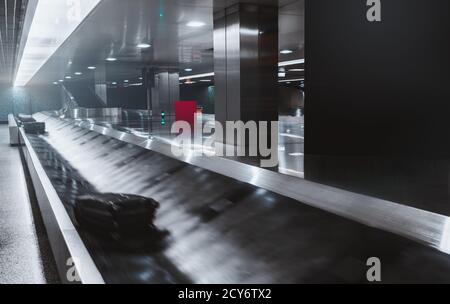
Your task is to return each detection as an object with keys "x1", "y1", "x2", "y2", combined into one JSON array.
[
  {"x1": 21, "y1": 112, "x2": 450, "y2": 283},
  {"x1": 34, "y1": 112, "x2": 450, "y2": 257},
  {"x1": 19, "y1": 128, "x2": 104, "y2": 284}
]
